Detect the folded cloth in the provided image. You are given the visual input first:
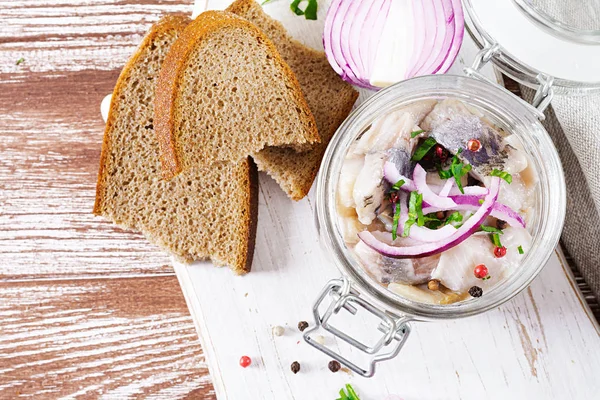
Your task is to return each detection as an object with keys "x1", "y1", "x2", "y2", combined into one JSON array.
[{"x1": 521, "y1": 87, "x2": 600, "y2": 301}]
